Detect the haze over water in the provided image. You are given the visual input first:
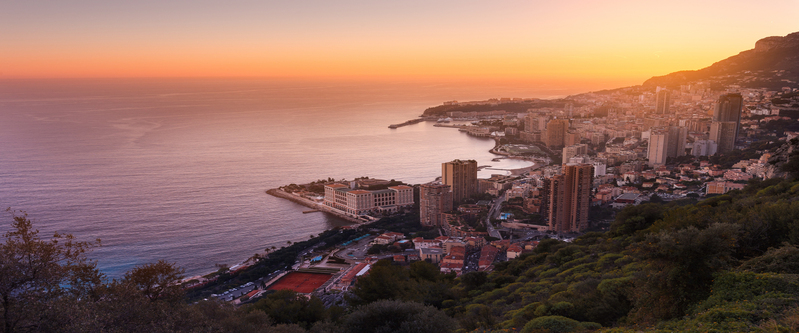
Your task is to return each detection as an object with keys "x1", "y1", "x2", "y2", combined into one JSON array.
[{"x1": 1, "y1": 78, "x2": 583, "y2": 278}]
